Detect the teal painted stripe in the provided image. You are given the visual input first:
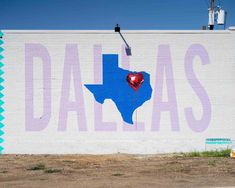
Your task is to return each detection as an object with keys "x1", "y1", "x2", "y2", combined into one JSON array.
[
  {"x1": 0, "y1": 85, "x2": 4, "y2": 91},
  {"x1": 0, "y1": 114, "x2": 4, "y2": 121},
  {"x1": 206, "y1": 141, "x2": 232, "y2": 145},
  {"x1": 205, "y1": 138, "x2": 232, "y2": 145},
  {"x1": 0, "y1": 30, "x2": 4, "y2": 154},
  {"x1": 0, "y1": 70, "x2": 4, "y2": 76},
  {"x1": 0, "y1": 129, "x2": 4, "y2": 136},
  {"x1": 0, "y1": 100, "x2": 4, "y2": 106},
  {"x1": 206, "y1": 138, "x2": 231, "y2": 141},
  {"x1": 0, "y1": 146, "x2": 3, "y2": 154},
  {"x1": 0, "y1": 77, "x2": 4, "y2": 83},
  {"x1": 0, "y1": 107, "x2": 4, "y2": 113}
]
